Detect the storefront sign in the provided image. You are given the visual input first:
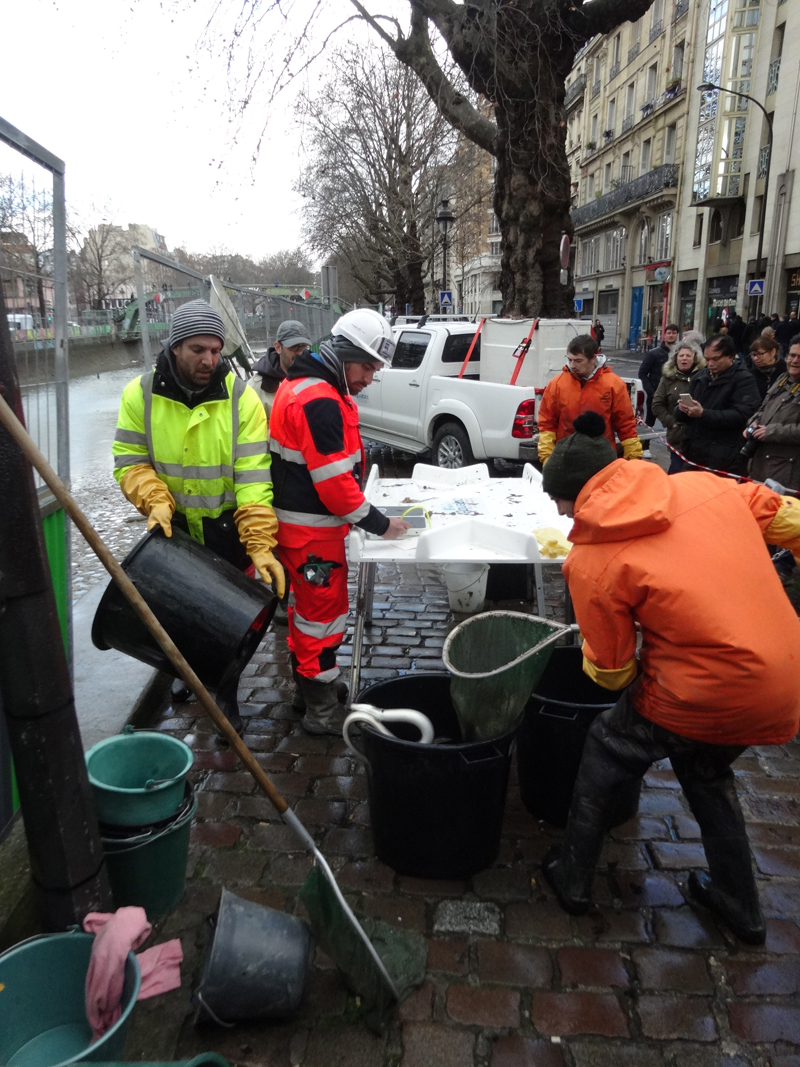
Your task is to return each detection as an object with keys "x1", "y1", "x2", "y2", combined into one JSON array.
[{"x1": 707, "y1": 276, "x2": 738, "y2": 304}]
